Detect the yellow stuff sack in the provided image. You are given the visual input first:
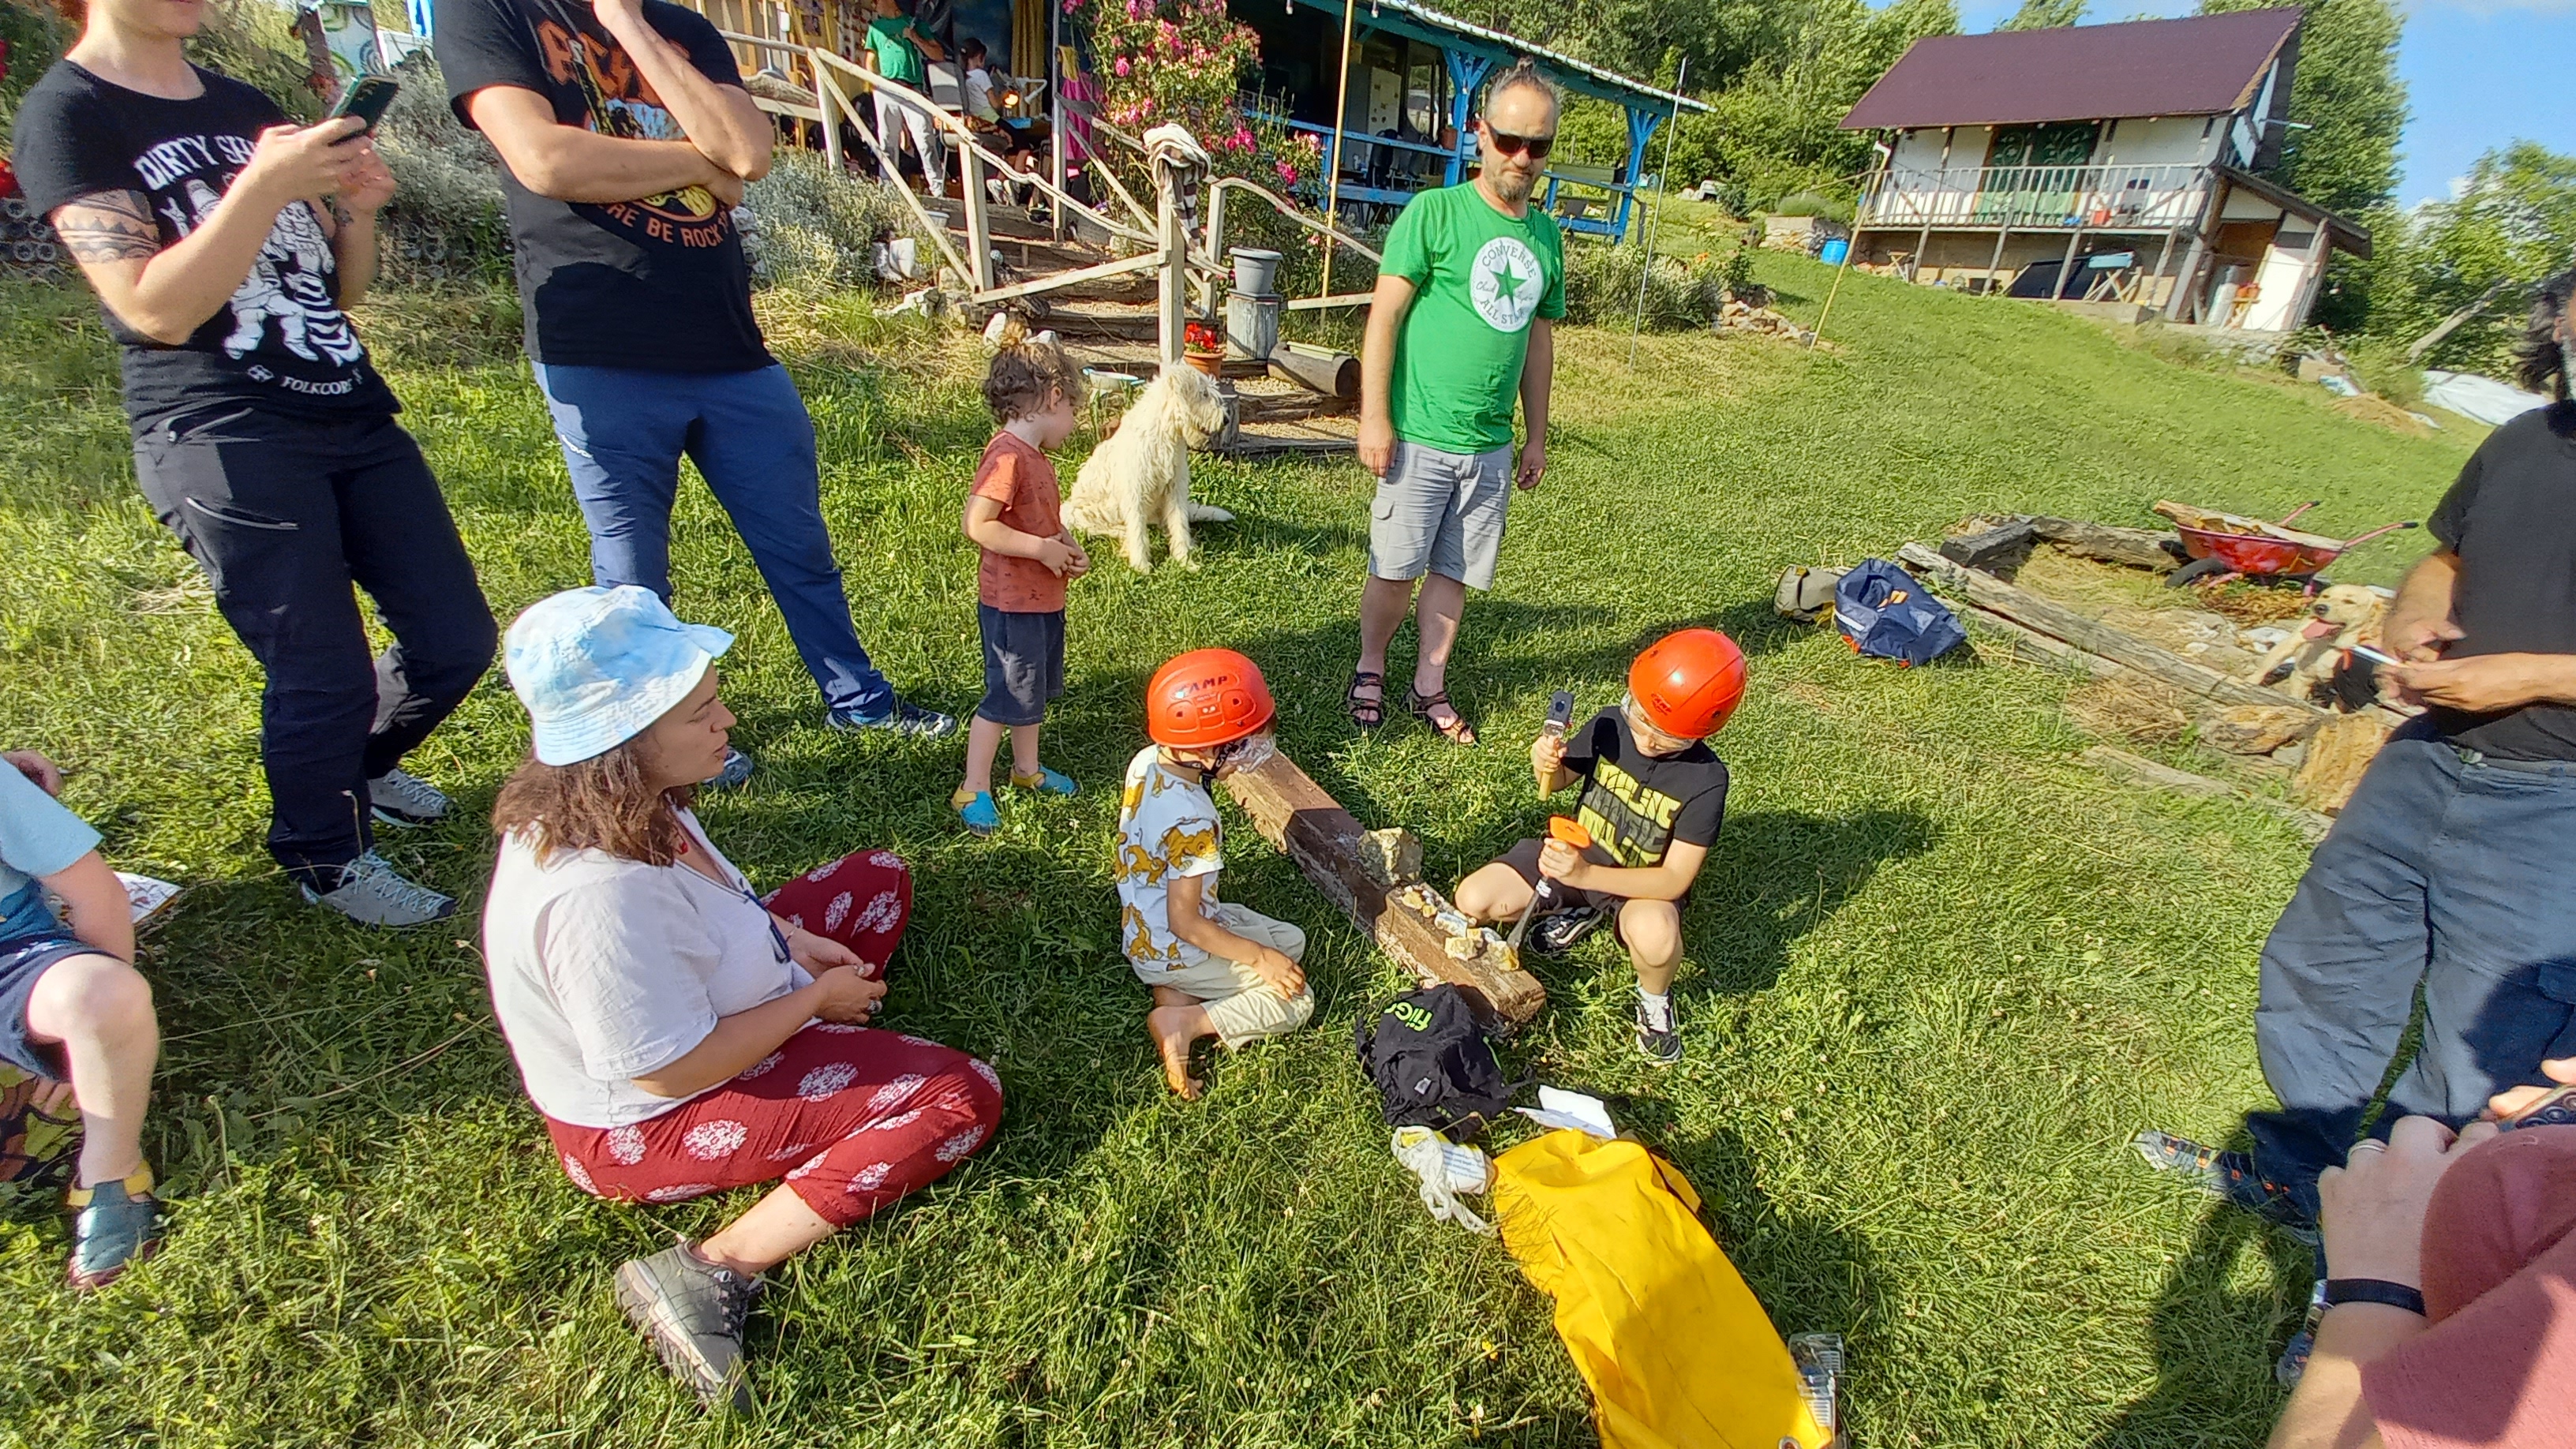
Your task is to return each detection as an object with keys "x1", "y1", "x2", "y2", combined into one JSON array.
[{"x1": 1493, "y1": 1129, "x2": 1833, "y2": 1449}]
